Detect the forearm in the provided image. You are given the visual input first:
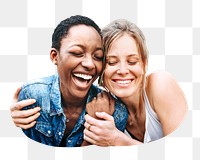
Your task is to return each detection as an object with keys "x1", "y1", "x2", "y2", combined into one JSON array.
[{"x1": 112, "y1": 130, "x2": 143, "y2": 146}]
